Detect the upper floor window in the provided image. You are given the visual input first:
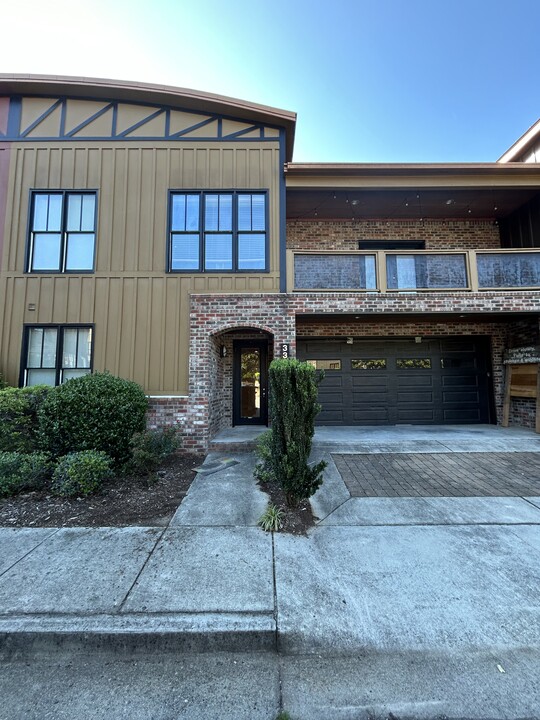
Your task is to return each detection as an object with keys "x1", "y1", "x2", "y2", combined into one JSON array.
[
  {"x1": 28, "y1": 192, "x2": 97, "y2": 272},
  {"x1": 169, "y1": 191, "x2": 267, "y2": 272},
  {"x1": 23, "y1": 325, "x2": 93, "y2": 386}
]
